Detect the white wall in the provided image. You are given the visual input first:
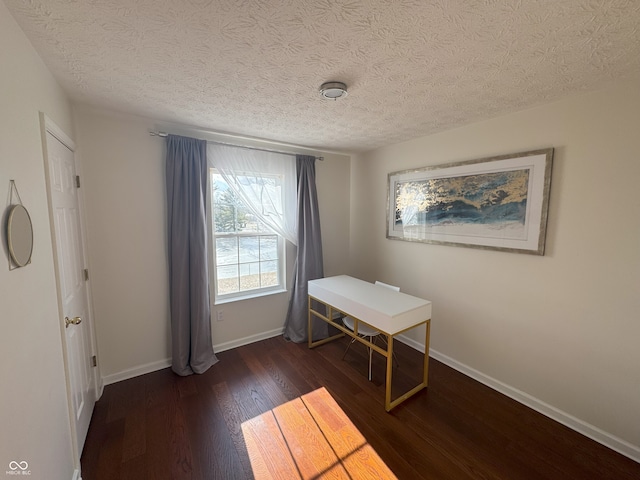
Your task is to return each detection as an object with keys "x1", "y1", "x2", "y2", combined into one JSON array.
[
  {"x1": 0, "y1": 1, "x2": 77, "y2": 478},
  {"x1": 73, "y1": 107, "x2": 351, "y2": 381},
  {"x1": 350, "y1": 80, "x2": 640, "y2": 458},
  {"x1": 72, "y1": 109, "x2": 170, "y2": 381}
]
